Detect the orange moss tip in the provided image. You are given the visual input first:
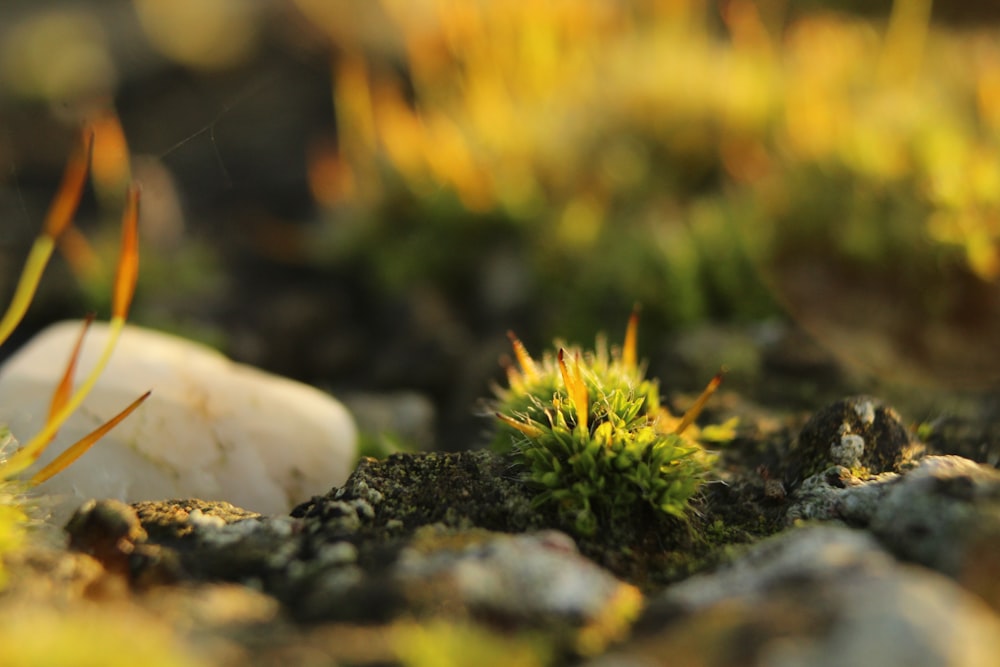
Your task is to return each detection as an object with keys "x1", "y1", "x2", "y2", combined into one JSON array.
[
  {"x1": 42, "y1": 128, "x2": 94, "y2": 240},
  {"x1": 112, "y1": 185, "x2": 141, "y2": 320},
  {"x1": 506, "y1": 330, "x2": 539, "y2": 382},
  {"x1": 30, "y1": 390, "x2": 152, "y2": 485},
  {"x1": 557, "y1": 348, "x2": 589, "y2": 431},
  {"x1": 622, "y1": 305, "x2": 640, "y2": 370},
  {"x1": 673, "y1": 371, "x2": 724, "y2": 436},
  {"x1": 503, "y1": 362, "x2": 524, "y2": 392},
  {"x1": 496, "y1": 412, "x2": 545, "y2": 438}
]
